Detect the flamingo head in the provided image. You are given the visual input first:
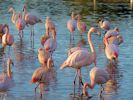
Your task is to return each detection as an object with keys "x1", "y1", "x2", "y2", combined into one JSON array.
[
  {"x1": 114, "y1": 27, "x2": 119, "y2": 32},
  {"x1": 75, "y1": 14, "x2": 81, "y2": 20},
  {"x1": 71, "y1": 12, "x2": 75, "y2": 19},
  {"x1": 23, "y1": 4, "x2": 27, "y2": 11},
  {"x1": 89, "y1": 27, "x2": 101, "y2": 36},
  {"x1": 113, "y1": 52, "x2": 118, "y2": 59},
  {"x1": 8, "y1": 7, "x2": 14, "y2": 13},
  {"x1": 82, "y1": 82, "x2": 89, "y2": 97}
]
